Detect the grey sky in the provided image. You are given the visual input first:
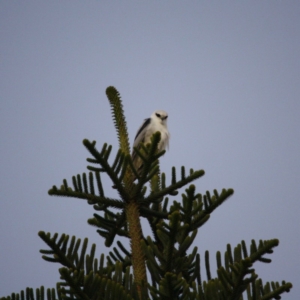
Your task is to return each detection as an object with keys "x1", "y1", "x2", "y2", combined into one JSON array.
[{"x1": 1, "y1": 1, "x2": 299, "y2": 298}]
